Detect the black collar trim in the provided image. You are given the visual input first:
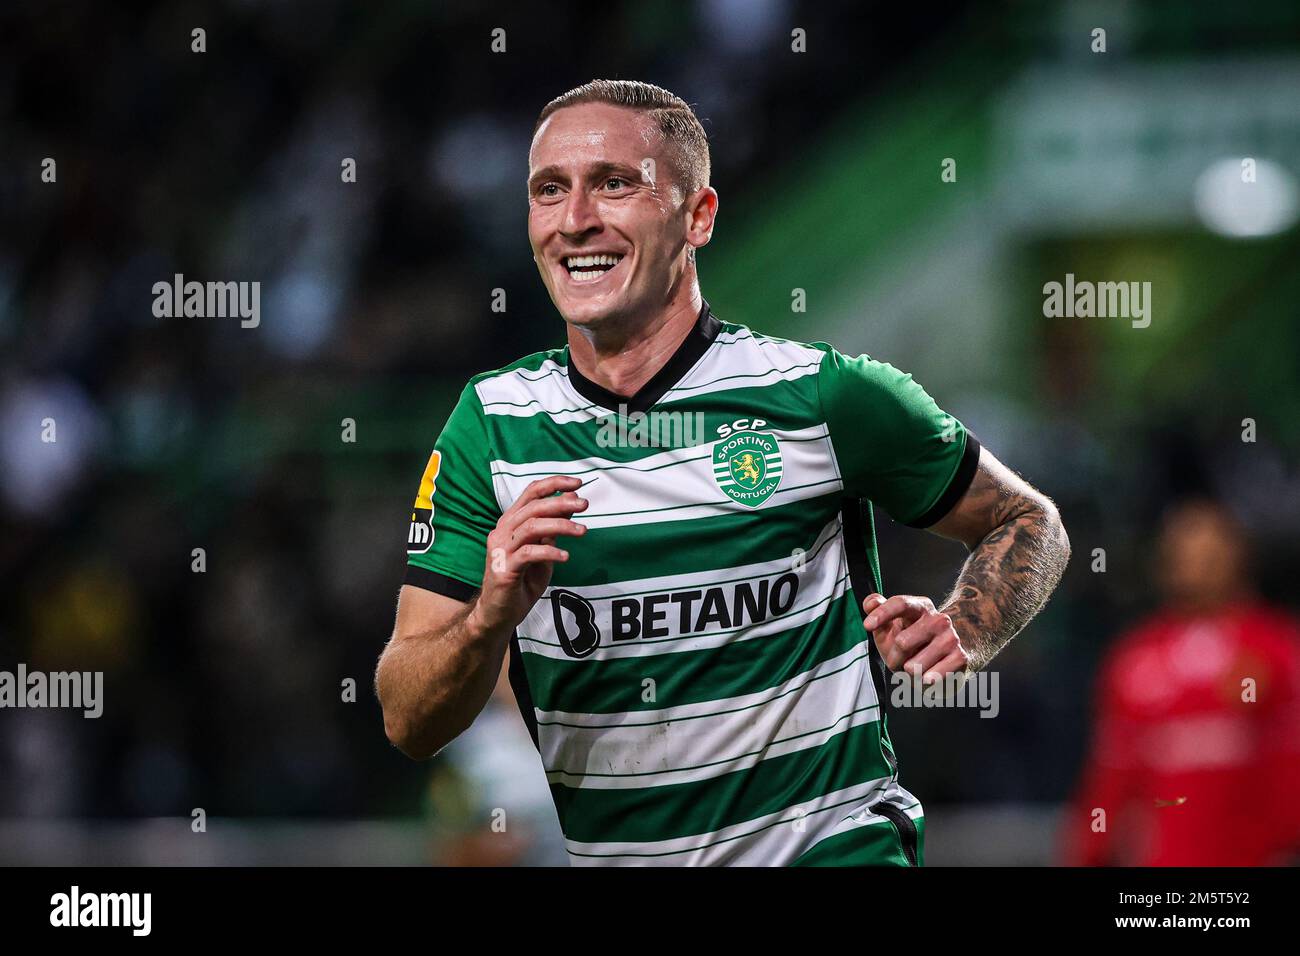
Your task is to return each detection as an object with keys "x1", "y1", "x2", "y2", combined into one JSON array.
[{"x1": 566, "y1": 301, "x2": 721, "y2": 414}]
